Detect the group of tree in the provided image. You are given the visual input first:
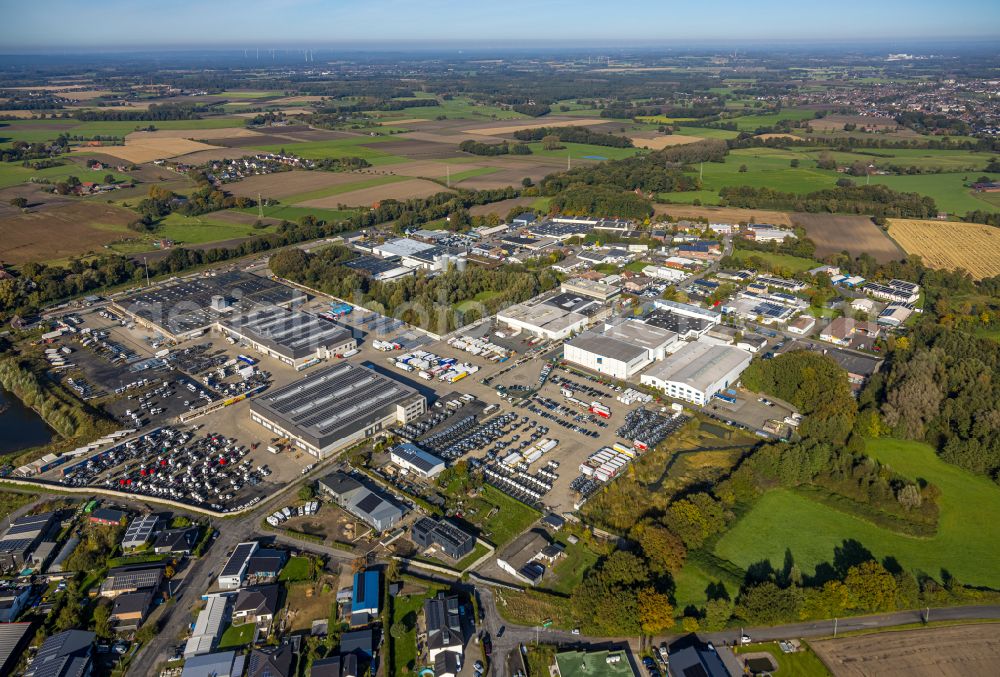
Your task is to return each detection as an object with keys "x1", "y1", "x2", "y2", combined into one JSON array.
[
  {"x1": 458, "y1": 139, "x2": 531, "y2": 156},
  {"x1": 0, "y1": 137, "x2": 67, "y2": 162},
  {"x1": 512, "y1": 126, "x2": 634, "y2": 148},
  {"x1": 312, "y1": 156, "x2": 372, "y2": 171},
  {"x1": 549, "y1": 185, "x2": 653, "y2": 220},
  {"x1": 73, "y1": 102, "x2": 219, "y2": 121},
  {"x1": 270, "y1": 245, "x2": 560, "y2": 332},
  {"x1": 719, "y1": 184, "x2": 938, "y2": 219}
]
